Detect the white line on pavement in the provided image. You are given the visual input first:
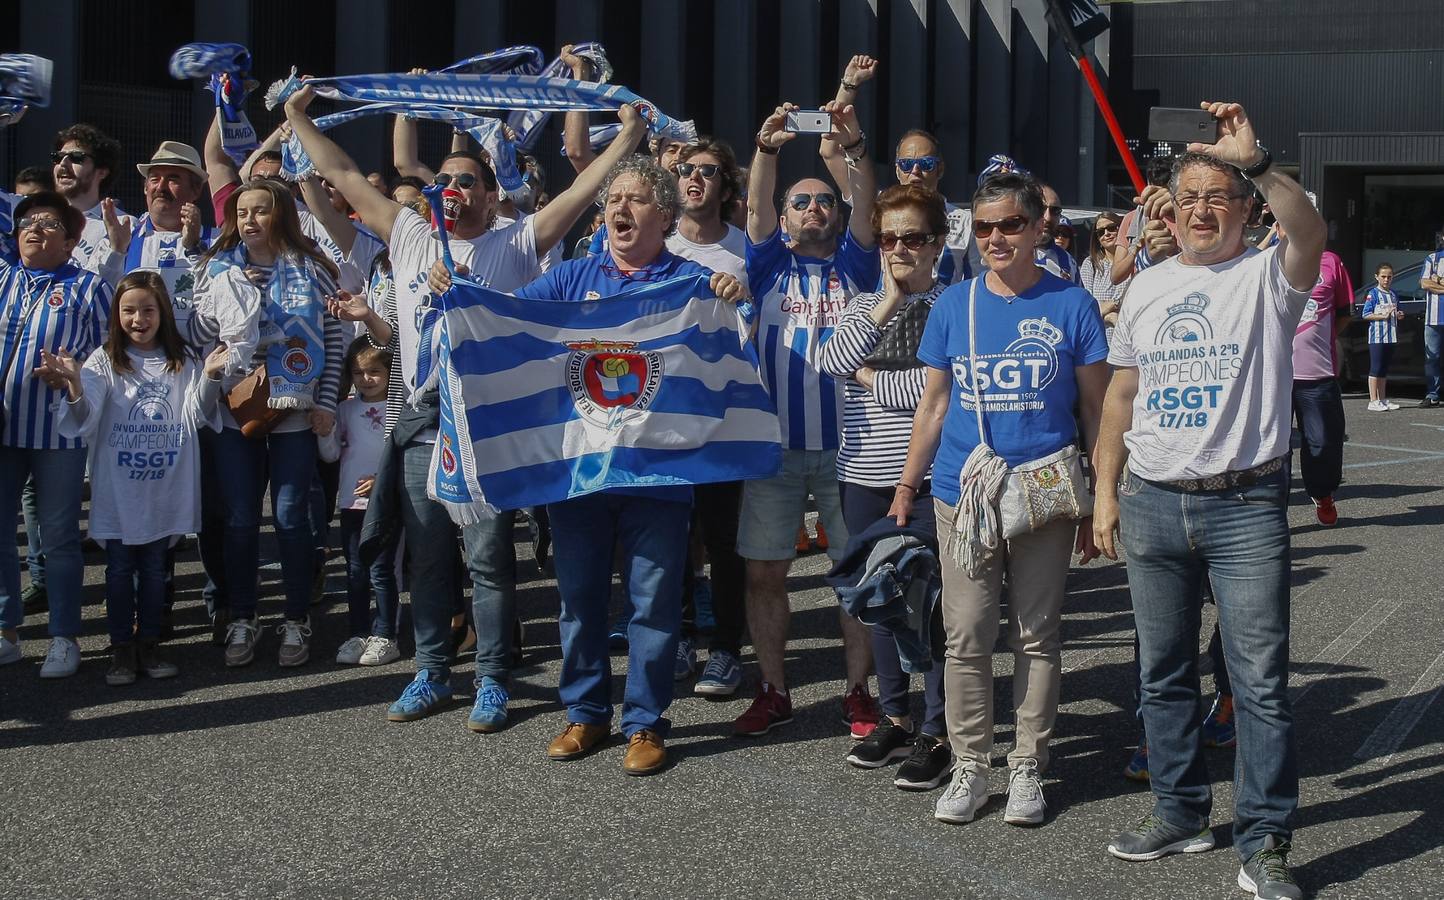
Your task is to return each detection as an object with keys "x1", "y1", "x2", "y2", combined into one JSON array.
[
  {"x1": 1348, "y1": 442, "x2": 1444, "y2": 456},
  {"x1": 1291, "y1": 597, "x2": 1405, "y2": 704},
  {"x1": 1353, "y1": 647, "x2": 1444, "y2": 766},
  {"x1": 1342, "y1": 453, "x2": 1444, "y2": 471}
]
